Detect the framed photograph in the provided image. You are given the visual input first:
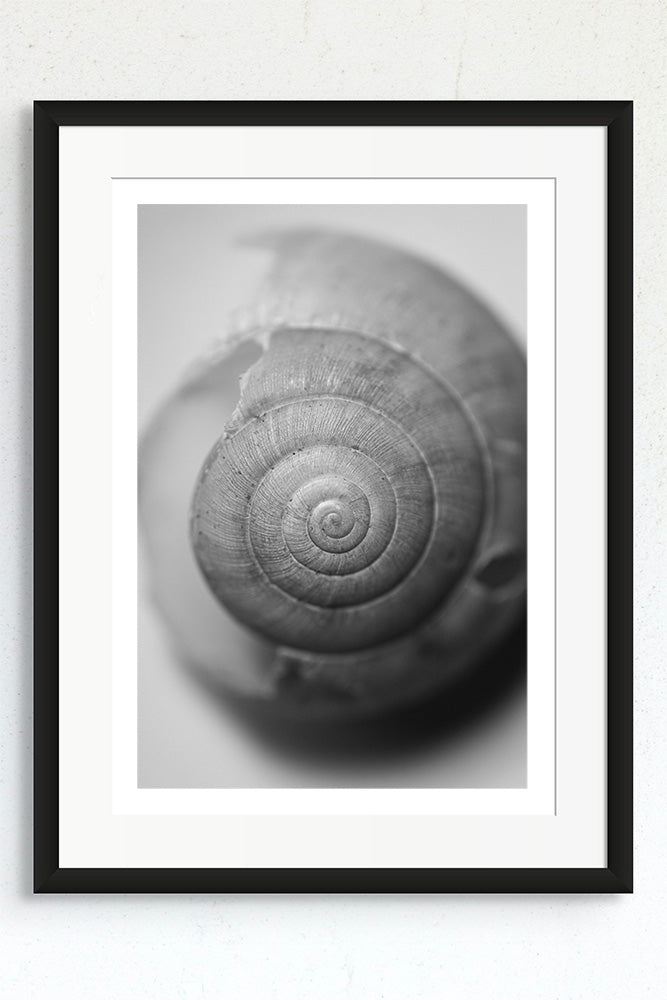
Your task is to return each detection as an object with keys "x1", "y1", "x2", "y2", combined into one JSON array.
[{"x1": 34, "y1": 101, "x2": 632, "y2": 892}]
